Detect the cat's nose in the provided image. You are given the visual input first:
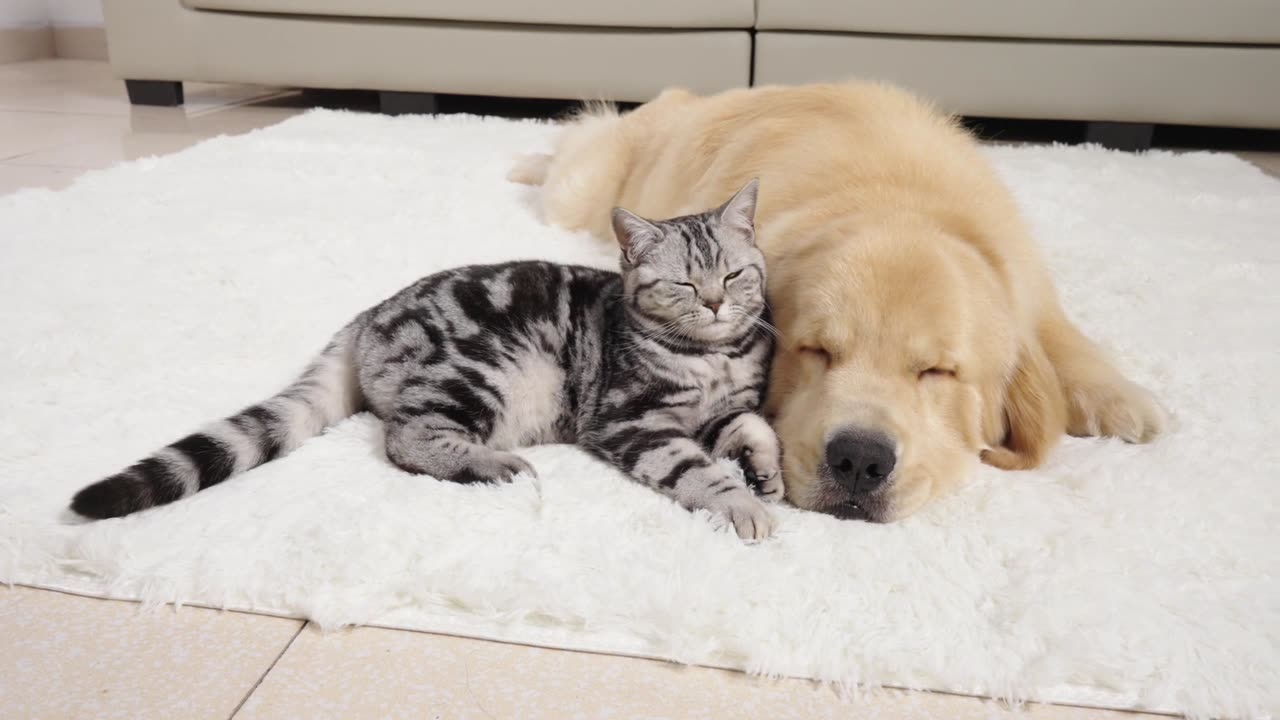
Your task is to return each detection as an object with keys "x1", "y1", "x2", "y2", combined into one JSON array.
[{"x1": 704, "y1": 301, "x2": 722, "y2": 315}]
